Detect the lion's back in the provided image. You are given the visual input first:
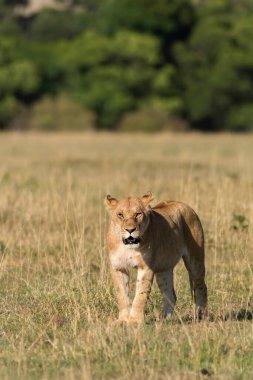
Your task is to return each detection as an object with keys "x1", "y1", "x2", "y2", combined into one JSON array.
[{"x1": 152, "y1": 200, "x2": 204, "y2": 250}]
